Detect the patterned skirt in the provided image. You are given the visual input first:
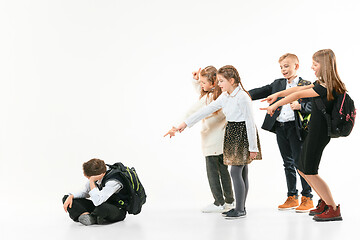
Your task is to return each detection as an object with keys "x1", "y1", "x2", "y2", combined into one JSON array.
[{"x1": 223, "y1": 121, "x2": 262, "y2": 165}]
